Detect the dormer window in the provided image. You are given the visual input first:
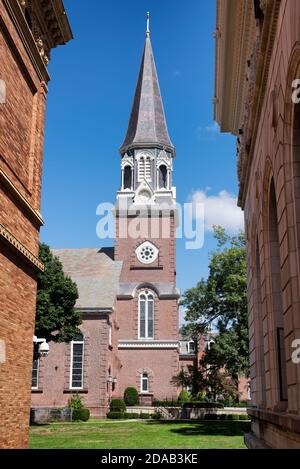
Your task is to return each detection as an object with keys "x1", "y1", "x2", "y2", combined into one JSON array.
[
  {"x1": 158, "y1": 164, "x2": 168, "y2": 189},
  {"x1": 124, "y1": 165, "x2": 132, "y2": 190}
]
